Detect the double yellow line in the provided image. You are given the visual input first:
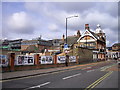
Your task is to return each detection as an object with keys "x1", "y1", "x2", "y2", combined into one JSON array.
[{"x1": 85, "y1": 71, "x2": 113, "y2": 90}]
